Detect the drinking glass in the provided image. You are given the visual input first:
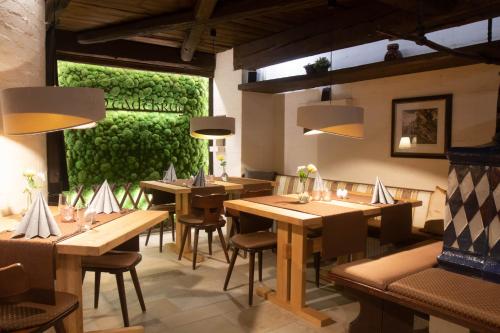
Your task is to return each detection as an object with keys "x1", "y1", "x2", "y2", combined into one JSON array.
[
  {"x1": 58, "y1": 193, "x2": 69, "y2": 215},
  {"x1": 76, "y1": 205, "x2": 95, "y2": 231},
  {"x1": 61, "y1": 205, "x2": 75, "y2": 222},
  {"x1": 311, "y1": 190, "x2": 322, "y2": 201},
  {"x1": 322, "y1": 190, "x2": 332, "y2": 201}
]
